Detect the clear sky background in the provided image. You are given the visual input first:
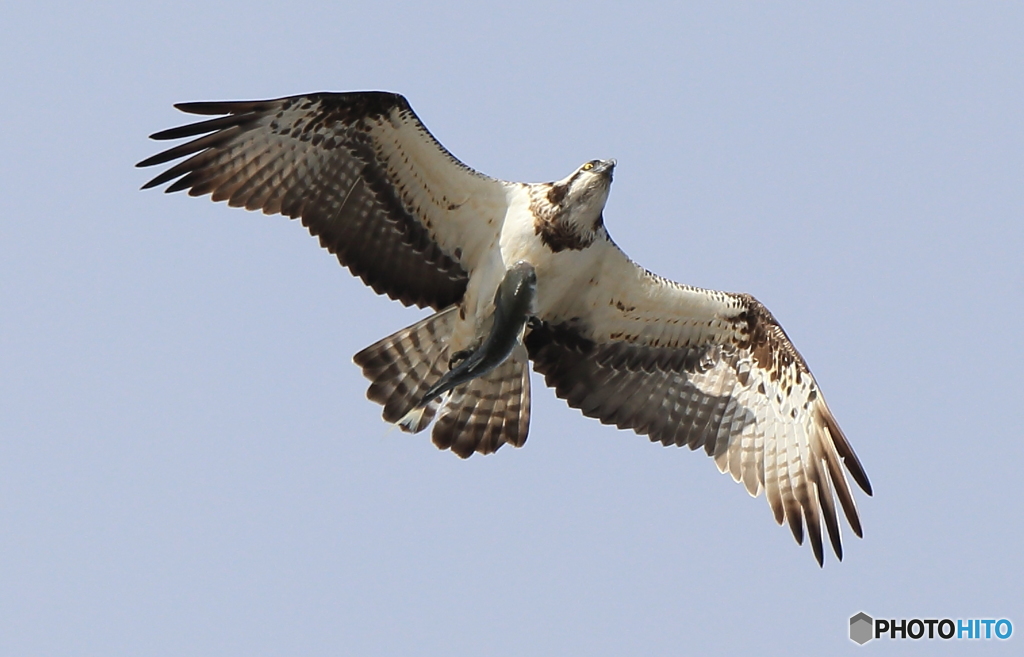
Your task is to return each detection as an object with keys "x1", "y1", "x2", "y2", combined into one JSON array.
[{"x1": 2, "y1": 2, "x2": 1022, "y2": 655}]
